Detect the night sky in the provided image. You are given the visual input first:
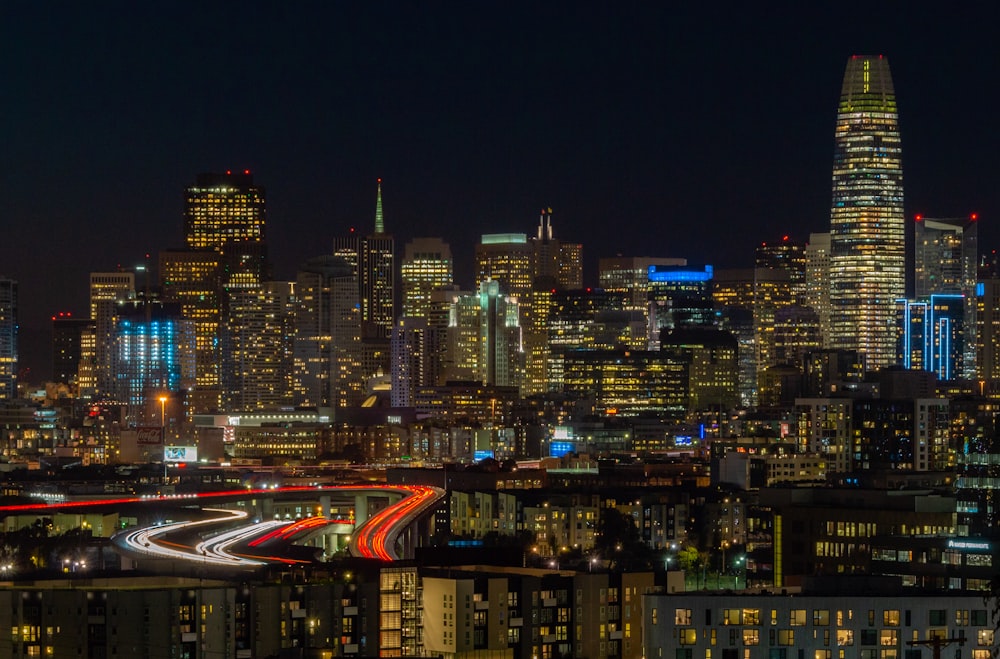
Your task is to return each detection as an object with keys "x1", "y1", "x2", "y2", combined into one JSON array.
[{"x1": 2, "y1": 3, "x2": 998, "y2": 380}]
